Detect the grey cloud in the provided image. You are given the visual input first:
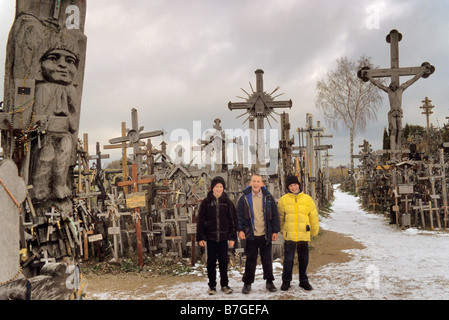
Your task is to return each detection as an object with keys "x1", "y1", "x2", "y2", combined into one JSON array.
[{"x1": 0, "y1": 0, "x2": 448, "y2": 166}]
